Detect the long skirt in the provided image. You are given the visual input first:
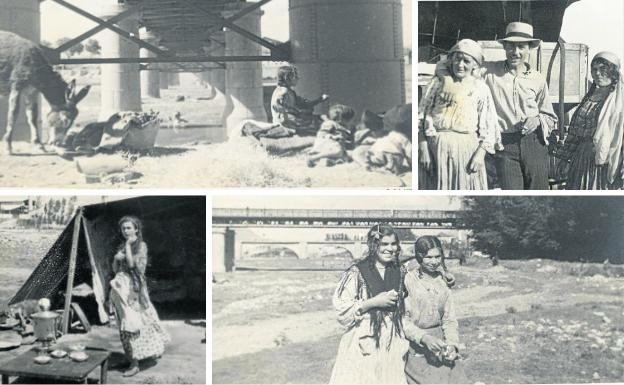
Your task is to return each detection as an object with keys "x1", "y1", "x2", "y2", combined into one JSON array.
[
  {"x1": 330, "y1": 317, "x2": 408, "y2": 385},
  {"x1": 405, "y1": 327, "x2": 468, "y2": 384},
  {"x1": 565, "y1": 141, "x2": 622, "y2": 190},
  {"x1": 110, "y1": 272, "x2": 171, "y2": 361},
  {"x1": 425, "y1": 131, "x2": 488, "y2": 190}
]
